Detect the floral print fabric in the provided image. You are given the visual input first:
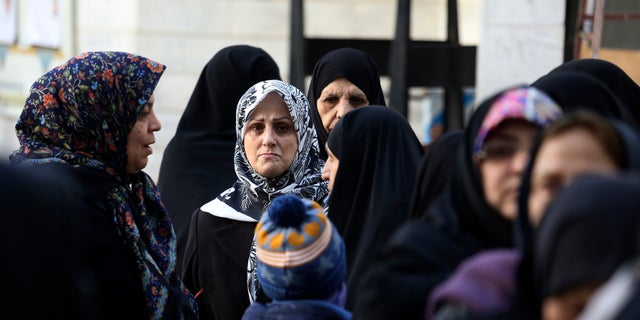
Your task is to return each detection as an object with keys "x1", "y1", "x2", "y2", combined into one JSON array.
[{"x1": 10, "y1": 51, "x2": 198, "y2": 320}]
